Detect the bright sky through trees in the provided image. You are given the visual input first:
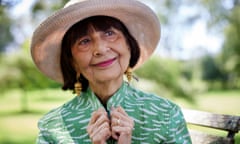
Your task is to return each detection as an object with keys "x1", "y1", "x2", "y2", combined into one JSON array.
[{"x1": 9, "y1": 0, "x2": 223, "y2": 60}]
